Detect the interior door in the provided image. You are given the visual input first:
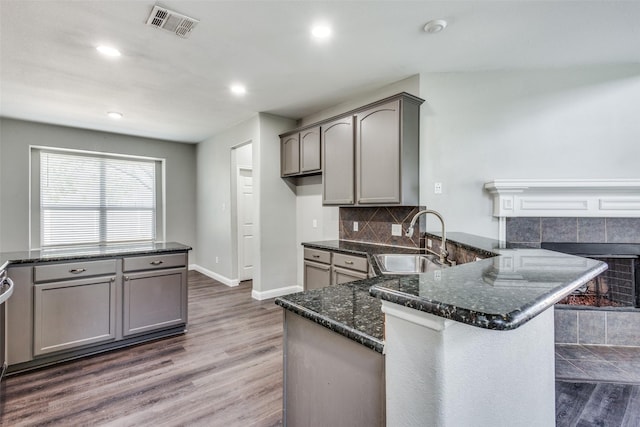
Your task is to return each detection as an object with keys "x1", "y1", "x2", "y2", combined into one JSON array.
[{"x1": 237, "y1": 167, "x2": 254, "y2": 281}]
